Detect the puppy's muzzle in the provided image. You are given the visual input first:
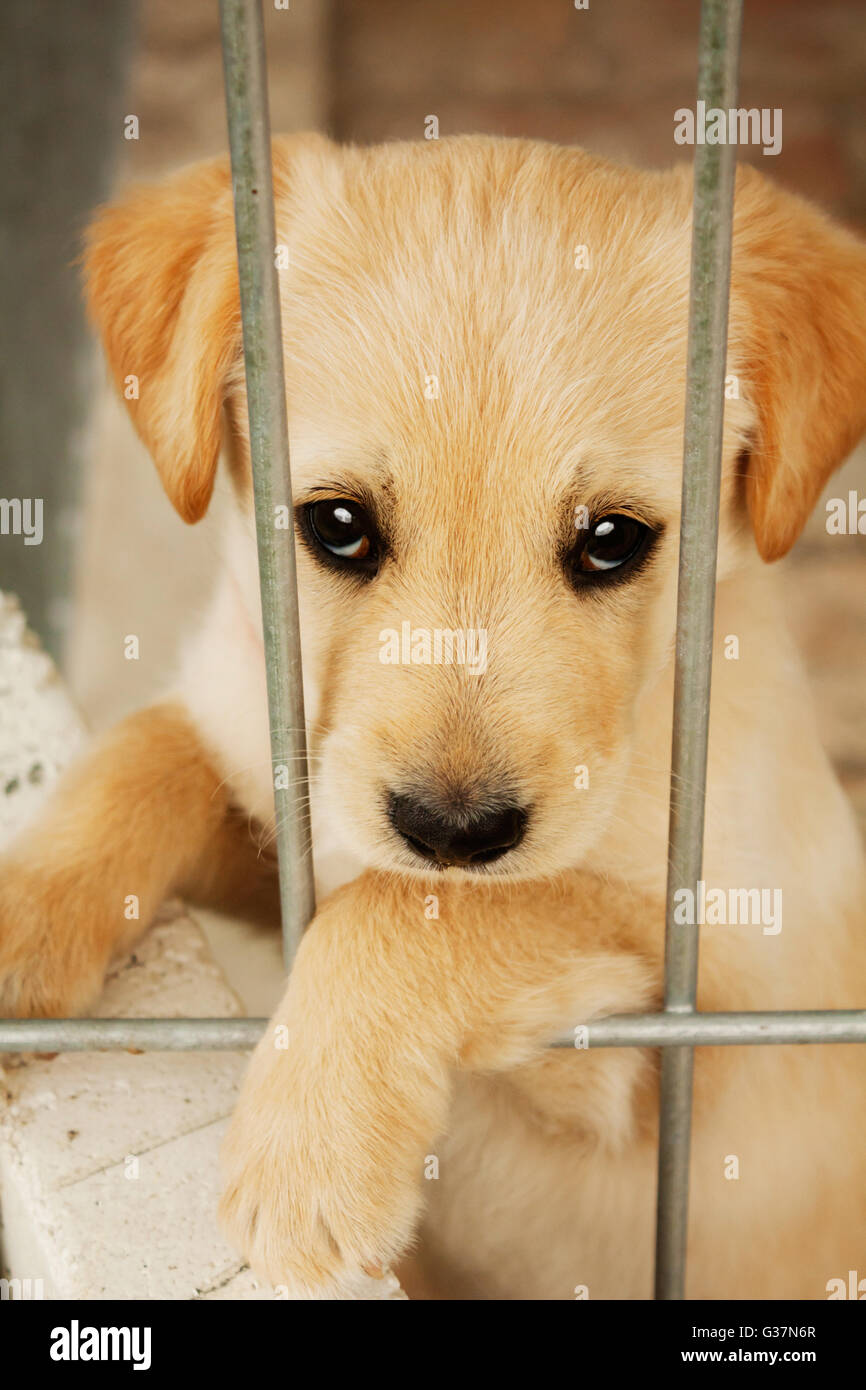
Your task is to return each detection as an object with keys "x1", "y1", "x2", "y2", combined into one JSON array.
[{"x1": 387, "y1": 792, "x2": 528, "y2": 868}]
